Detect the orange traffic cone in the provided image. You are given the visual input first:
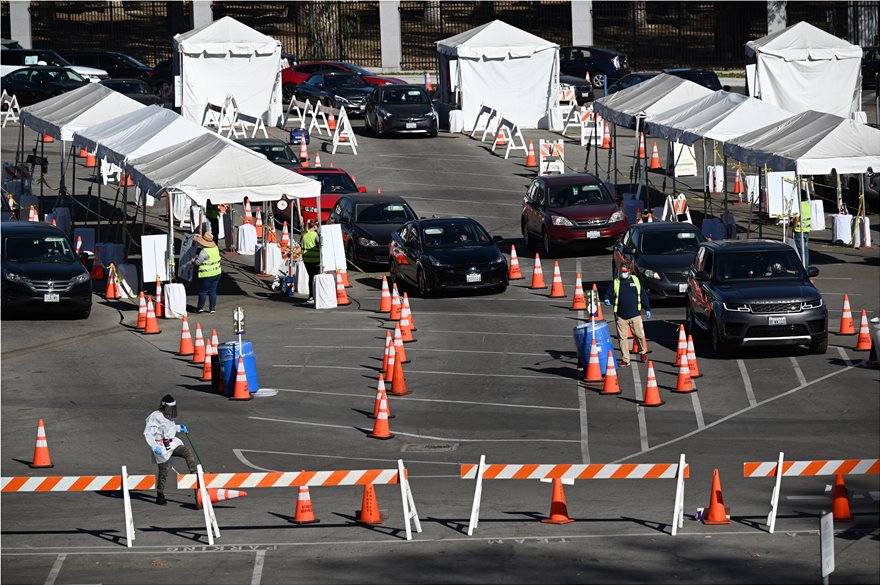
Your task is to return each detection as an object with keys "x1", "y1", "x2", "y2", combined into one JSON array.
[
  {"x1": 378, "y1": 276, "x2": 392, "y2": 313},
  {"x1": 154, "y1": 278, "x2": 163, "y2": 318},
  {"x1": 135, "y1": 291, "x2": 147, "y2": 329},
  {"x1": 197, "y1": 488, "x2": 247, "y2": 506},
  {"x1": 674, "y1": 325, "x2": 688, "y2": 366},
  {"x1": 381, "y1": 330, "x2": 393, "y2": 375},
  {"x1": 832, "y1": 474, "x2": 852, "y2": 522},
  {"x1": 393, "y1": 325, "x2": 408, "y2": 363},
  {"x1": 30, "y1": 419, "x2": 53, "y2": 468},
  {"x1": 255, "y1": 210, "x2": 264, "y2": 239},
  {"x1": 230, "y1": 356, "x2": 253, "y2": 400},
  {"x1": 314, "y1": 153, "x2": 322, "y2": 168},
  {"x1": 390, "y1": 348, "x2": 410, "y2": 396},
  {"x1": 371, "y1": 374, "x2": 395, "y2": 419},
  {"x1": 192, "y1": 323, "x2": 206, "y2": 364},
  {"x1": 399, "y1": 301, "x2": 414, "y2": 342},
  {"x1": 357, "y1": 484, "x2": 383, "y2": 524},
  {"x1": 494, "y1": 126, "x2": 507, "y2": 147},
  {"x1": 630, "y1": 325, "x2": 650, "y2": 354},
  {"x1": 636, "y1": 208, "x2": 643, "y2": 224},
  {"x1": 649, "y1": 142, "x2": 661, "y2": 169},
  {"x1": 335, "y1": 271, "x2": 351, "y2": 306},
  {"x1": 202, "y1": 340, "x2": 213, "y2": 381},
  {"x1": 531, "y1": 254, "x2": 547, "y2": 289},
  {"x1": 211, "y1": 328, "x2": 219, "y2": 350},
  {"x1": 280, "y1": 221, "x2": 290, "y2": 254},
  {"x1": 600, "y1": 119, "x2": 611, "y2": 149},
  {"x1": 424, "y1": 70, "x2": 433, "y2": 92},
  {"x1": 27, "y1": 205, "x2": 37, "y2": 222},
  {"x1": 549, "y1": 261, "x2": 565, "y2": 298},
  {"x1": 143, "y1": 297, "x2": 160, "y2": 334},
  {"x1": 640, "y1": 361, "x2": 665, "y2": 406},
  {"x1": 525, "y1": 139, "x2": 537, "y2": 168},
  {"x1": 855, "y1": 310, "x2": 872, "y2": 351},
  {"x1": 672, "y1": 359, "x2": 695, "y2": 393},
  {"x1": 78, "y1": 147, "x2": 88, "y2": 158},
  {"x1": 327, "y1": 112, "x2": 337, "y2": 131},
  {"x1": 243, "y1": 199, "x2": 253, "y2": 225},
  {"x1": 540, "y1": 478, "x2": 575, "y2": 524},
  {"x1": 601, "y1": 350, "x2": 621, "y2": 395},
  {"x1": 85, "y1": 152, "x2": 97, "y2": 168},
  {"x1": 389, "y1": 284, "x2": 402, "y2": 320},
  {"x1": 509, "y1": 245, "x2": 523, "y2": 280},
  {"x1": 299, "y1": 141, "x2": 309, "y2": 167},
  {"x1": 702, "y1": 468, "x2": 731, "y2": 525},
  {"x1": 733, "y1": 166, "x2": 744, "y2": 194},
  {"x1": 339, "y1": 268, "x2": 351, "y2": 288},
  {"x1": 120, "y1": 173, "x2": 134, "y2": 187},
  {"x1": 570, "y1": 273, "x2": 586, "y2": 310},
  {"x1": 839, "y1": 295, "x2": 855, "y2": 335},
  {"x1": 104, "y1": 265, "x2": 120, "y2": 300},
  {"x1": 292, "y1": 484, "x2": 319, "y2": 524},
  {"x1": 583, "y1": 338, "x2": 603, "y2": 383},
  {"x1": 368, "y1": 389, "x2": 394, "y2": 440},
  {"x1": 384, "y1": 336, "x2": 396, "y2": 383},
  {"x1": 402, "y1": 293, "x2": 416, "y2": 331},
  {"x1": 638, "y1": 132, "x2": 646, "y2": 159},
  {"x1": 178, "y1": 315, "x2": 194, "y2": 356},
  {"x1": 41, "y1": 133, "x2": 54, "y2": 143},
  {"x1": 686, "y1": 335, "x2": 701, "y2": 378},
  {"x1": 591, "y1": 283, "x2": 604, "y2": 320}
]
